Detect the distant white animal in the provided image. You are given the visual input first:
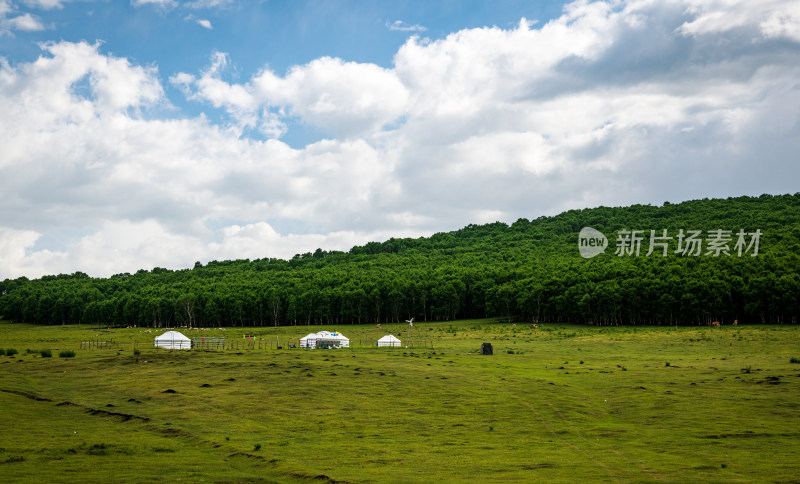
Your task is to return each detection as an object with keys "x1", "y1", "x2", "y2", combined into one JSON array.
[{"x1": 405, "y1": 318, "x2": 414, "y2": 324}]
